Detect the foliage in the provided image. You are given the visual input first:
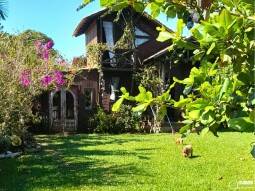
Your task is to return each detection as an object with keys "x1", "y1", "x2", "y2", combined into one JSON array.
[
  {"x1": 80, "y1": 0, "x2": 205, "y2": 23},
  {"x1": 0, "y1": 135, "x2": 10, "y2": 153},
  {"x1": 134, "y1": 65, "x2": 164, "y2": 97},
  {"x1": 134, "y1": 65, "x2": 165, "y2": 131},
  {"x1": 168, "y1": 3, "x2": 255, "y2": 136},
  {"x1": 91, "y1": 105, "x2": 140, "y2": 134},
  {"x1": 114, "y1": 19, "x2": 134, "y2": 49},
  {"x1": 0, "y1": 0, "x2": 7, "y2": 30},
  {"x1": 0, "y1": 0, "x2": 7, "y2": 20},
  {"x1": 0, "y1": 30, "x2": 70, "y2": 152},
  {"x1": 86, "y1": 43, "x2": 108, "y2": 69}
]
